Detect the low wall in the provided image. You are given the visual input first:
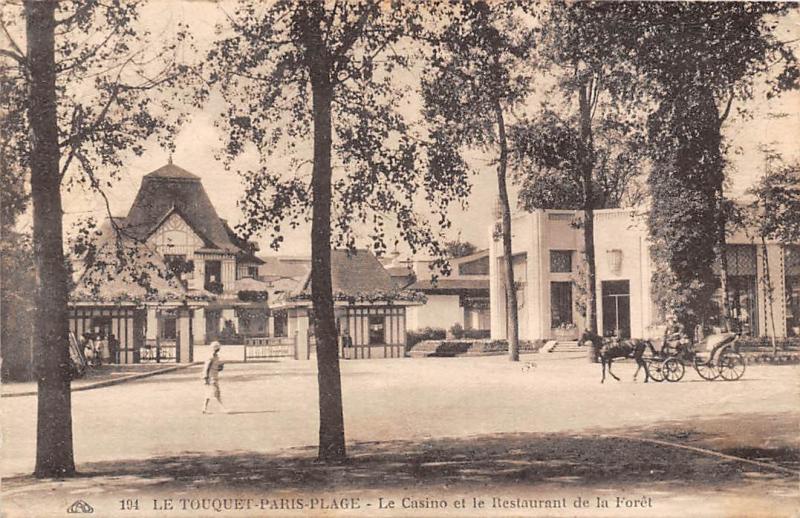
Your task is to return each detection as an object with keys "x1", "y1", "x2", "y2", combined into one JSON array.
[
  {"x1": 194, "y1": 344, "x2": 246, "y2": 363},
  {"x1": 741, "y1": 350, "x2": 800, "y2": 365}
]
